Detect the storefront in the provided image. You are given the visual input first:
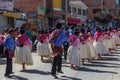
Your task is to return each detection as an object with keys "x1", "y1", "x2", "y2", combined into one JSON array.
[
  {"x1": 0, "y1": 13, "x2": 7, "y2": 32},
  {"x1": 0, "y1": 0, "x2": 16, "y2": 32},
  {"x1": 68, "y1": 17, "x2": 84, "y2": 26},
  {"x1": 0, "y1": 11, "x2": 21, "y2": 32},
  {"x1": 3, "y1": 11, "x2": 21, "y2": 25}
]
